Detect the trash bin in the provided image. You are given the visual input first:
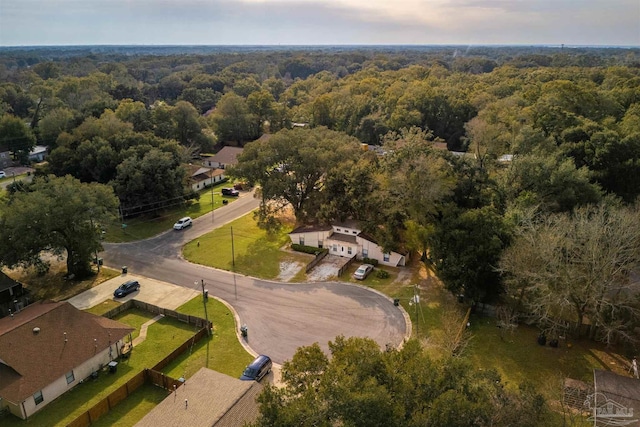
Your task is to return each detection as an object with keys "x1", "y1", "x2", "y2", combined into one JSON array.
[
  {"x1": 393, "y1": 298, "x2": 400, "y2": 306},
  {"x1": 240, "y1": 324, "x2": 248, "y2": 338},
  {"x1": 108, "y1": 361, "x2": 118, "y2": 373},
  {"x1": 223, "y1": 199, "x2": 228, "y2": 205},
  {"x1": 97, "y1": 258, "x2": 103, "y2": 266},
  {"x1": 537, "y1": 333, "x2": 547, "y2": 346},
  {"x1": 122, "y1": 266, "x2": 128, "y2": 274}
]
